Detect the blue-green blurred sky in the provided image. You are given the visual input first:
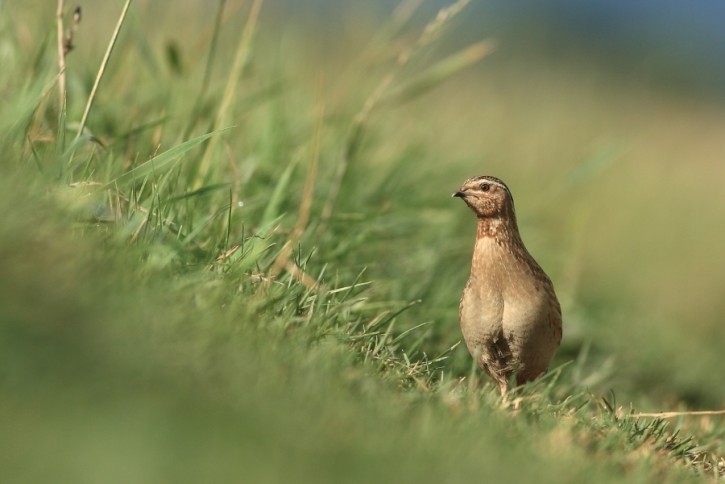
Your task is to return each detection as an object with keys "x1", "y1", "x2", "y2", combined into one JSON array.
[{"x1": 270, "y1": 0, "x2": 725, "y2": 99}]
